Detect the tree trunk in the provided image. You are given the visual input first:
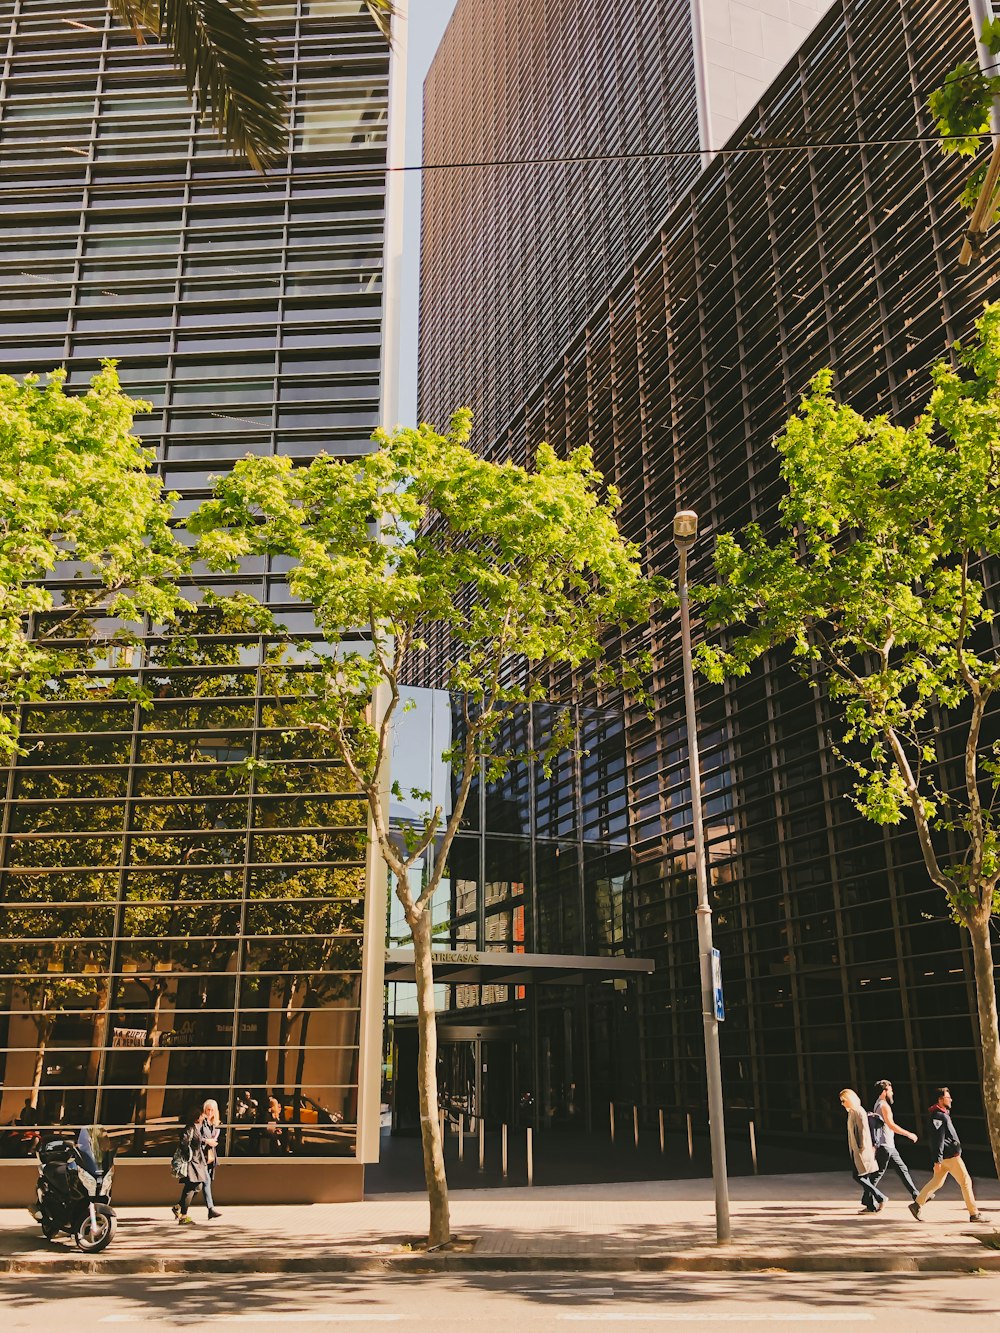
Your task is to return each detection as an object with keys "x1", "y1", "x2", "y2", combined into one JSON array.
[
  {"x1": 132, "y1": 984, "x2": 164, "y2": 1154},
  {"x1": 30, "y1": 1029, "x2": 47, "y2": 1111},
  {"x1": 276, "y1": 975, "x2": 297, "y2": 1095},
  {"x1": 292, "y1": 998, "x2": 312, "y2": 1151},
  {"x1": 30, "y1": 1001, "x2": 54, "y2": 1112},
  {"x1": 412, "y1": 910, "x2": 450, "y2": 1247},
  {"x1": 968, "y1": 909, "x2": 1000, "y2": 1177},
  {"x1": 85, "y1": 977, "x2": 111, "y2": 1091}
]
